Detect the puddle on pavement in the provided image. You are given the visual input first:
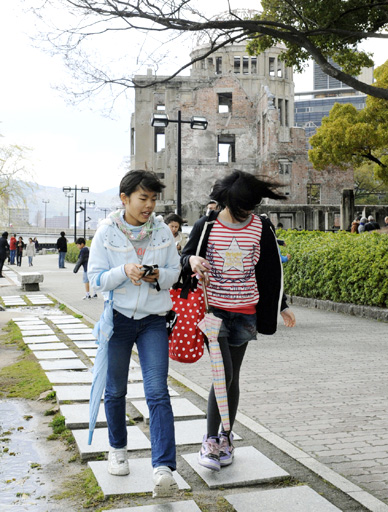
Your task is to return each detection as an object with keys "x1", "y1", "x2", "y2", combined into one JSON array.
[{"x1": 0, "y1": 400, "x2": 51, "y2": 511}]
